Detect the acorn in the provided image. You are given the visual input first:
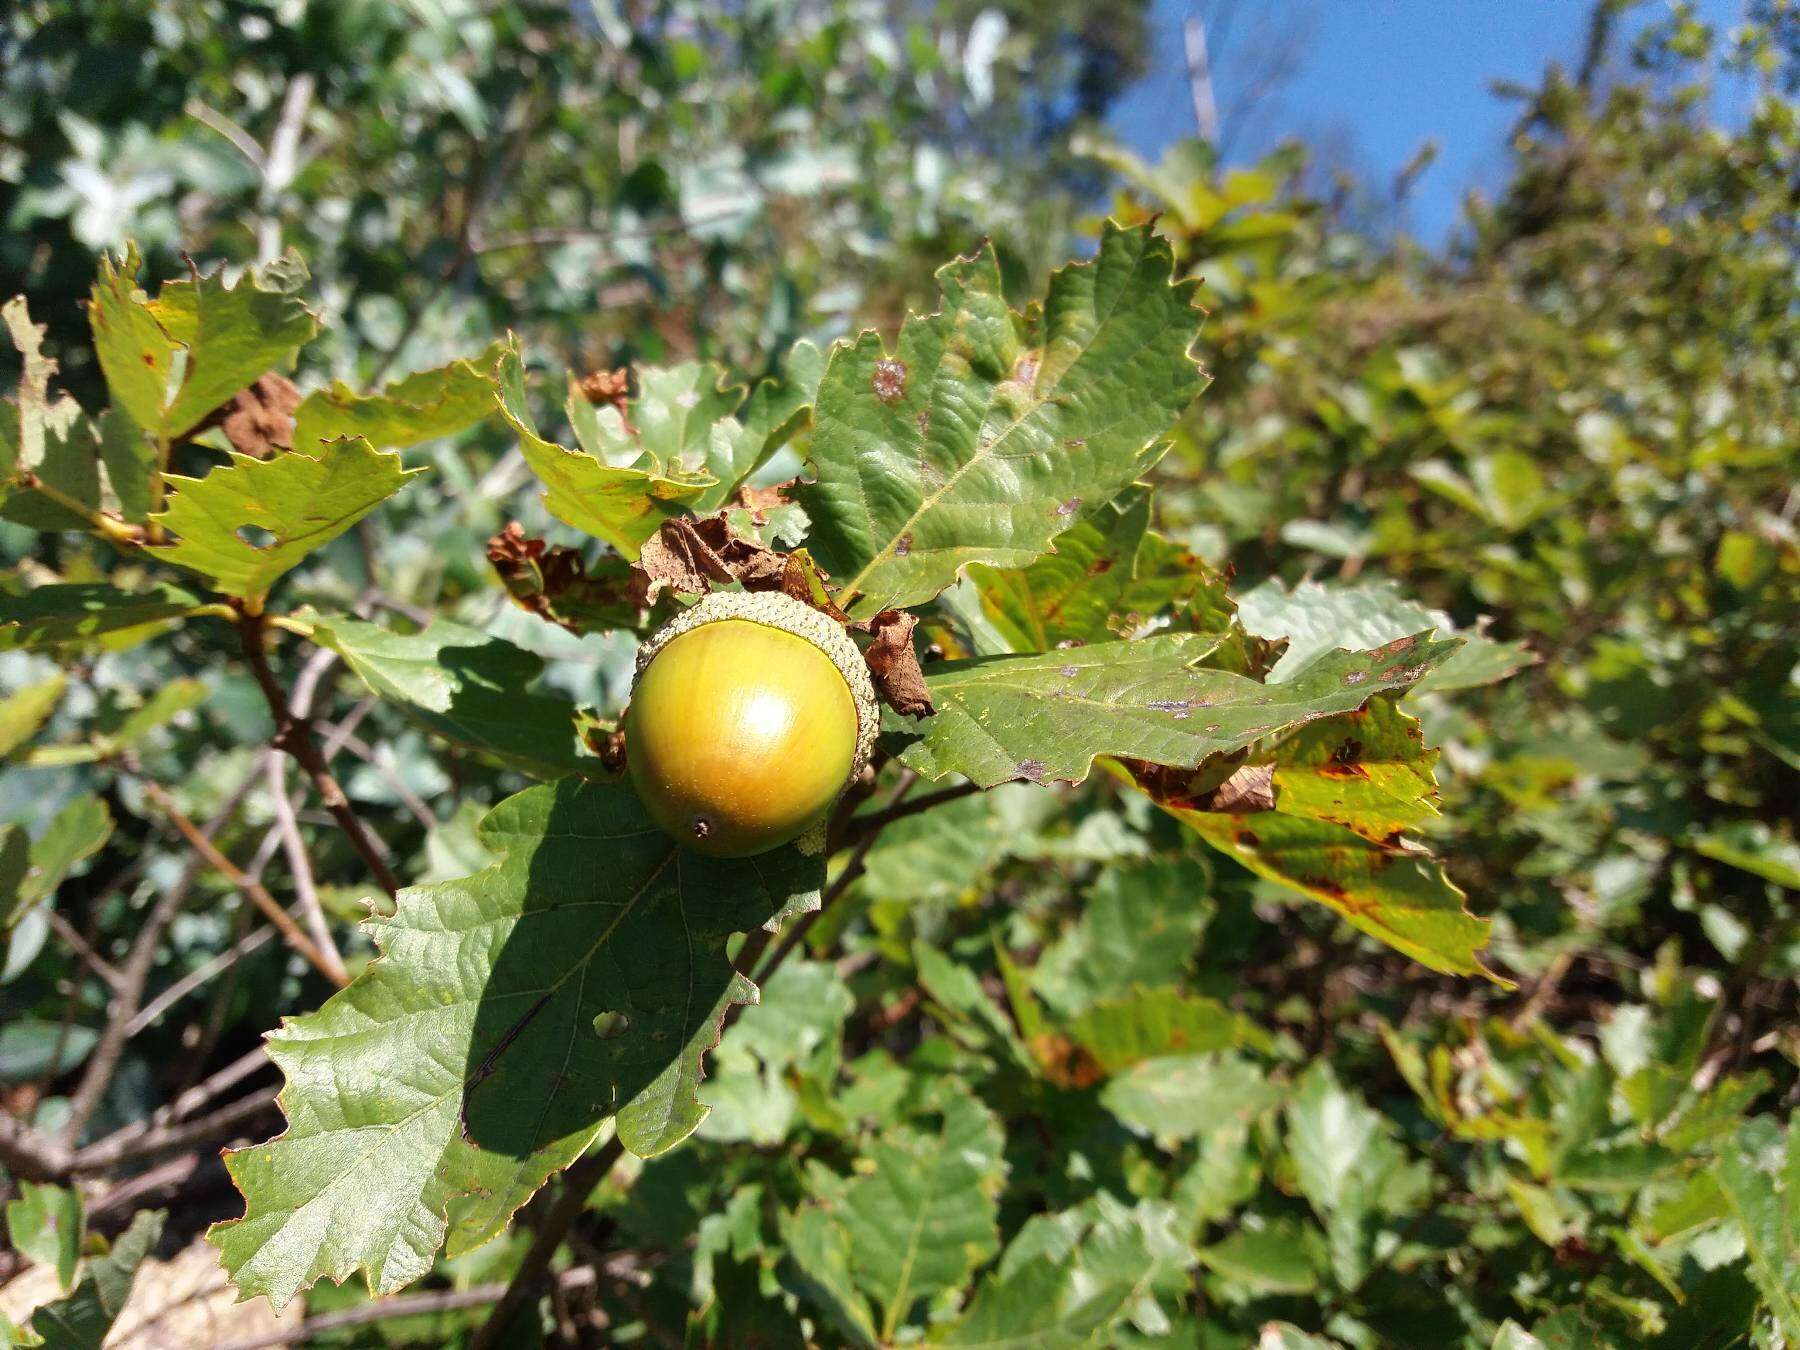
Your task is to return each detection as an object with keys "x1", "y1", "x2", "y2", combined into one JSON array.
[{"x1": 623, "y1": 590, "x2": 878, "y2": 858}]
